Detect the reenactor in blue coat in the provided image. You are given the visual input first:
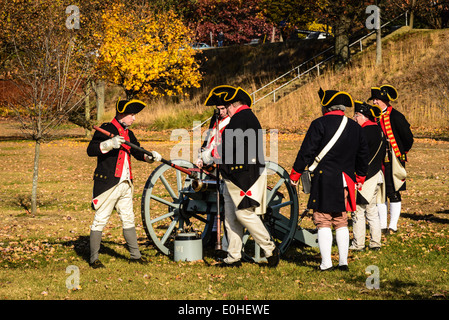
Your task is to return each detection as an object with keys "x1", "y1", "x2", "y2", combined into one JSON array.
[
  {"x1": 87, "y1": 99, "x2": 161, "y2": 268},
  {"x1": 207, "y1": 85, "x2": 280, "y2": 267},
  {"x1": 290, "y1": 88, "x2": 369, "y2": 271},
  {"x1": 351, "y1": 101, "x2": 386, "y2": 251},
  {"x1": 369, "y1": 85, "x2": 414, "y2": 234}
]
